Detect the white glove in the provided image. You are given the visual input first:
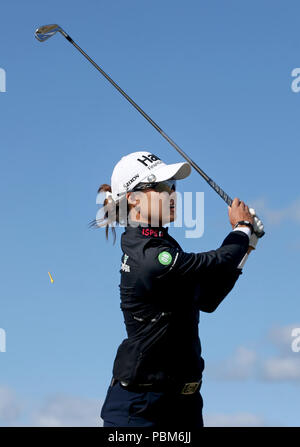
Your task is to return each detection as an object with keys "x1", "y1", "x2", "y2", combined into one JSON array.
[{"x1": 248, "y1": 208, "x2": 264, "y2": 249}]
